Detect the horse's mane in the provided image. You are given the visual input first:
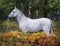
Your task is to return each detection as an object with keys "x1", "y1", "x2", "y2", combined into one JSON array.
[
  {"x1": 17, "y1": 9, "x2": 25, "y2": 16},
  {"x1": 17, "y1": 9, "x2": 31, "y2": 19}
]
